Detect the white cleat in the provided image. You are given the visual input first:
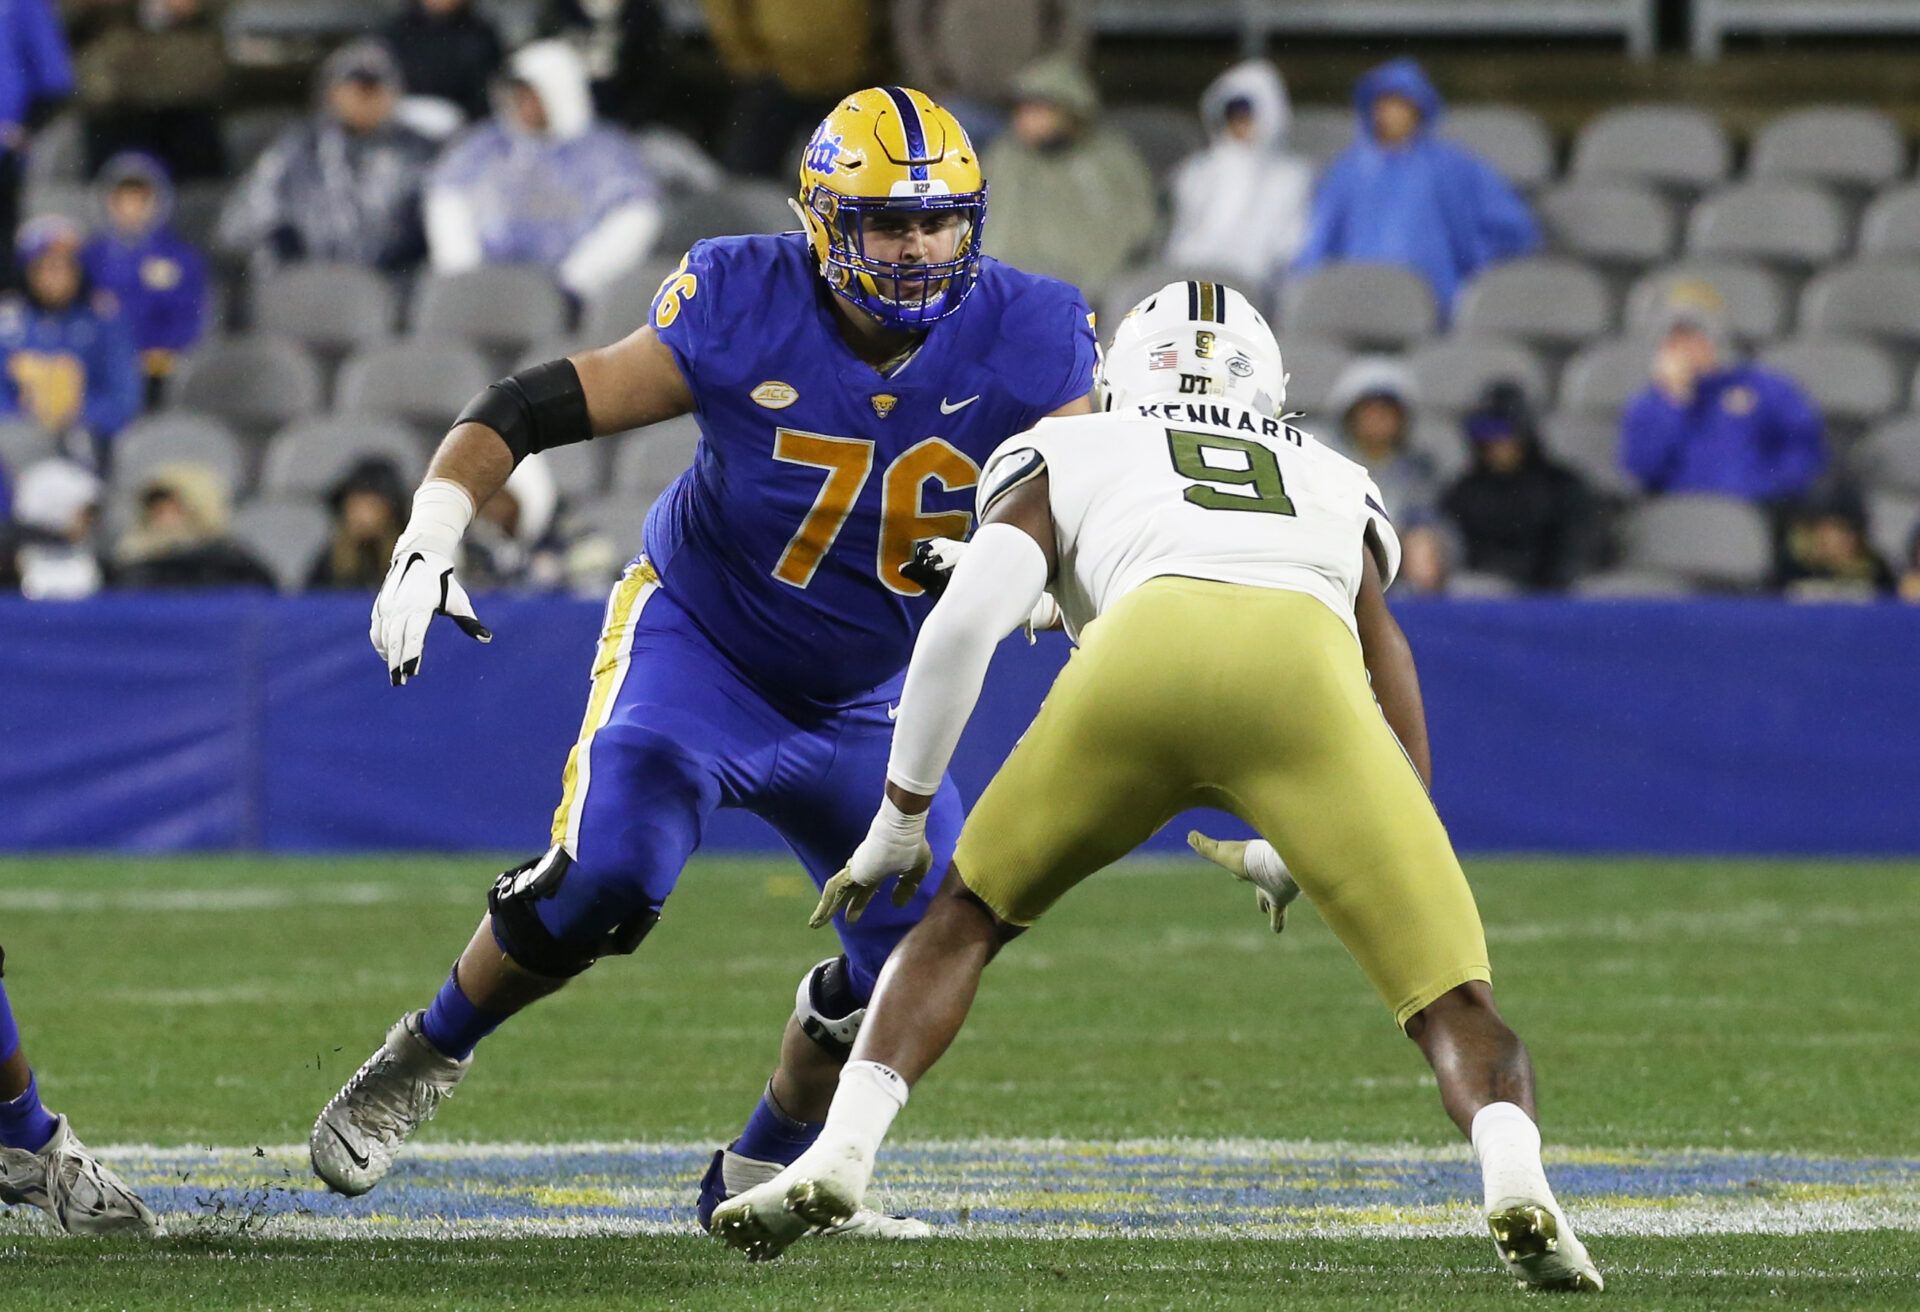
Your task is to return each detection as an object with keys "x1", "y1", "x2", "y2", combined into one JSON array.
[
  {"x1": 0, "y1": 1115, "x2": 161, "y2": 1236},
  {"x1": 1487, "y1": 1199, "x2": 1604, "y2": 1292},
  {"x1": 815, "y1": 1207, "x2": 932, "y2": 1240},
  {"x1": 710, "y1": 1135, "x2": 893, "y2": 1261},
  {"x1": 310, "y1": 1011, "x2": 470, "y2": 1197}
]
